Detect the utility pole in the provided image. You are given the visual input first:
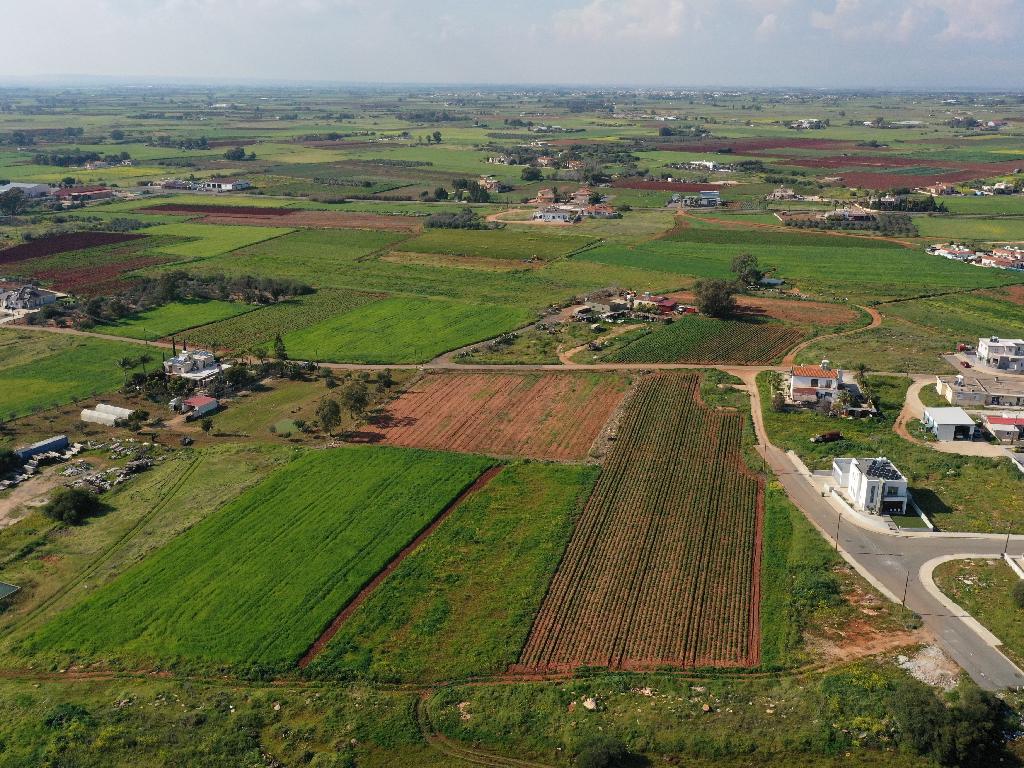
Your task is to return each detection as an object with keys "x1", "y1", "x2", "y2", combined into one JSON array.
[
  {"x1": 901, "y1": 571, "x2": 911, "y2": 607},
  {"x1": 1004, "y1": 531, "x2": 1011, "y2": 556},
  {"x1": 834, "y1": 512, "x2": 841, "y2": 551}
]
